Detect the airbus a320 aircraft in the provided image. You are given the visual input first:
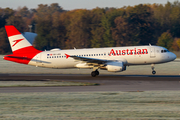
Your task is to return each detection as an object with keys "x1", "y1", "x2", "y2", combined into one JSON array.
[{"x1": 4, "y1": 25, "x2": 176, "y2": 77}]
